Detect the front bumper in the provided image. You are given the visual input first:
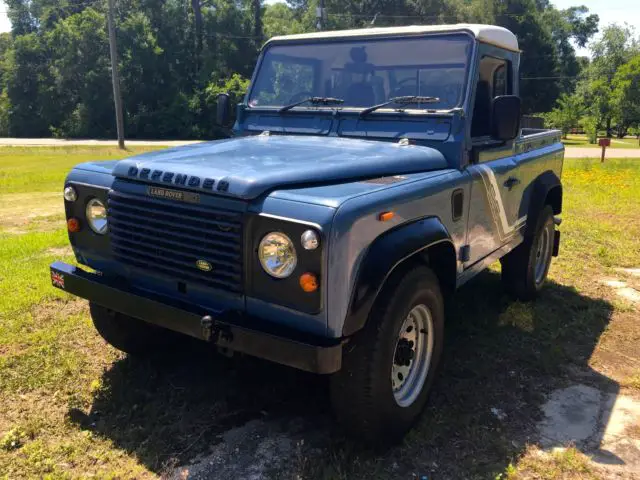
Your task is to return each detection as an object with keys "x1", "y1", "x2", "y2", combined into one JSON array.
[{"x1": 50, "y1": 262, "x2": 342, "y2": 374}]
